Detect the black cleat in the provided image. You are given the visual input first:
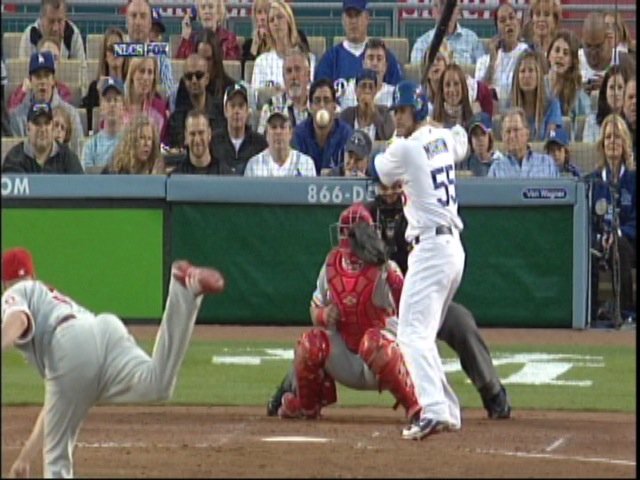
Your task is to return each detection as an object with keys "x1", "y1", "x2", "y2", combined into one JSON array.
[
  {"x1": 483, "y1": 385, "x2": 512, "y2": 419},
  {"x1": 267, "y1": 375, "x2": 292, "y2": 417}
]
